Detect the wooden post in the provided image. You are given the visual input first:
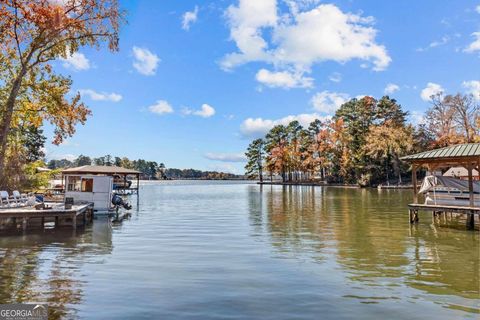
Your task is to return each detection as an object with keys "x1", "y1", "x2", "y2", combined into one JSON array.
[
  {"x1": 22, "y1": 217, "x2": 27, "y2": 231},
  {"x1": 137, "y1": 174, "x2": 140, "y2": 205},
  {"x1": 467, "y1": 212, "x2": 474, "y2": 230},
  {"x1": 412, "y1": 164, "x2": 418, "y2": 204},
  {"x1": 467, "y1": 164, "x2": 474, "y2": 208},
  {"x1": 72, "y1": 213, "x2": 76, "y2": 230}
]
